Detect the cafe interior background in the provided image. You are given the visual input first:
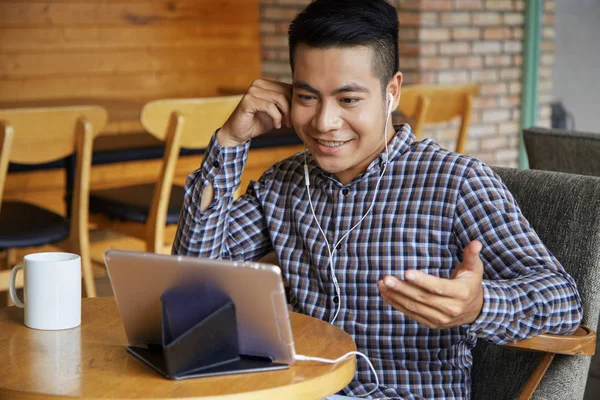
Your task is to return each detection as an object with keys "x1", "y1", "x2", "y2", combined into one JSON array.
[{"x1": 0, "y1": 0, "x2": 599, "y2": 397}]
